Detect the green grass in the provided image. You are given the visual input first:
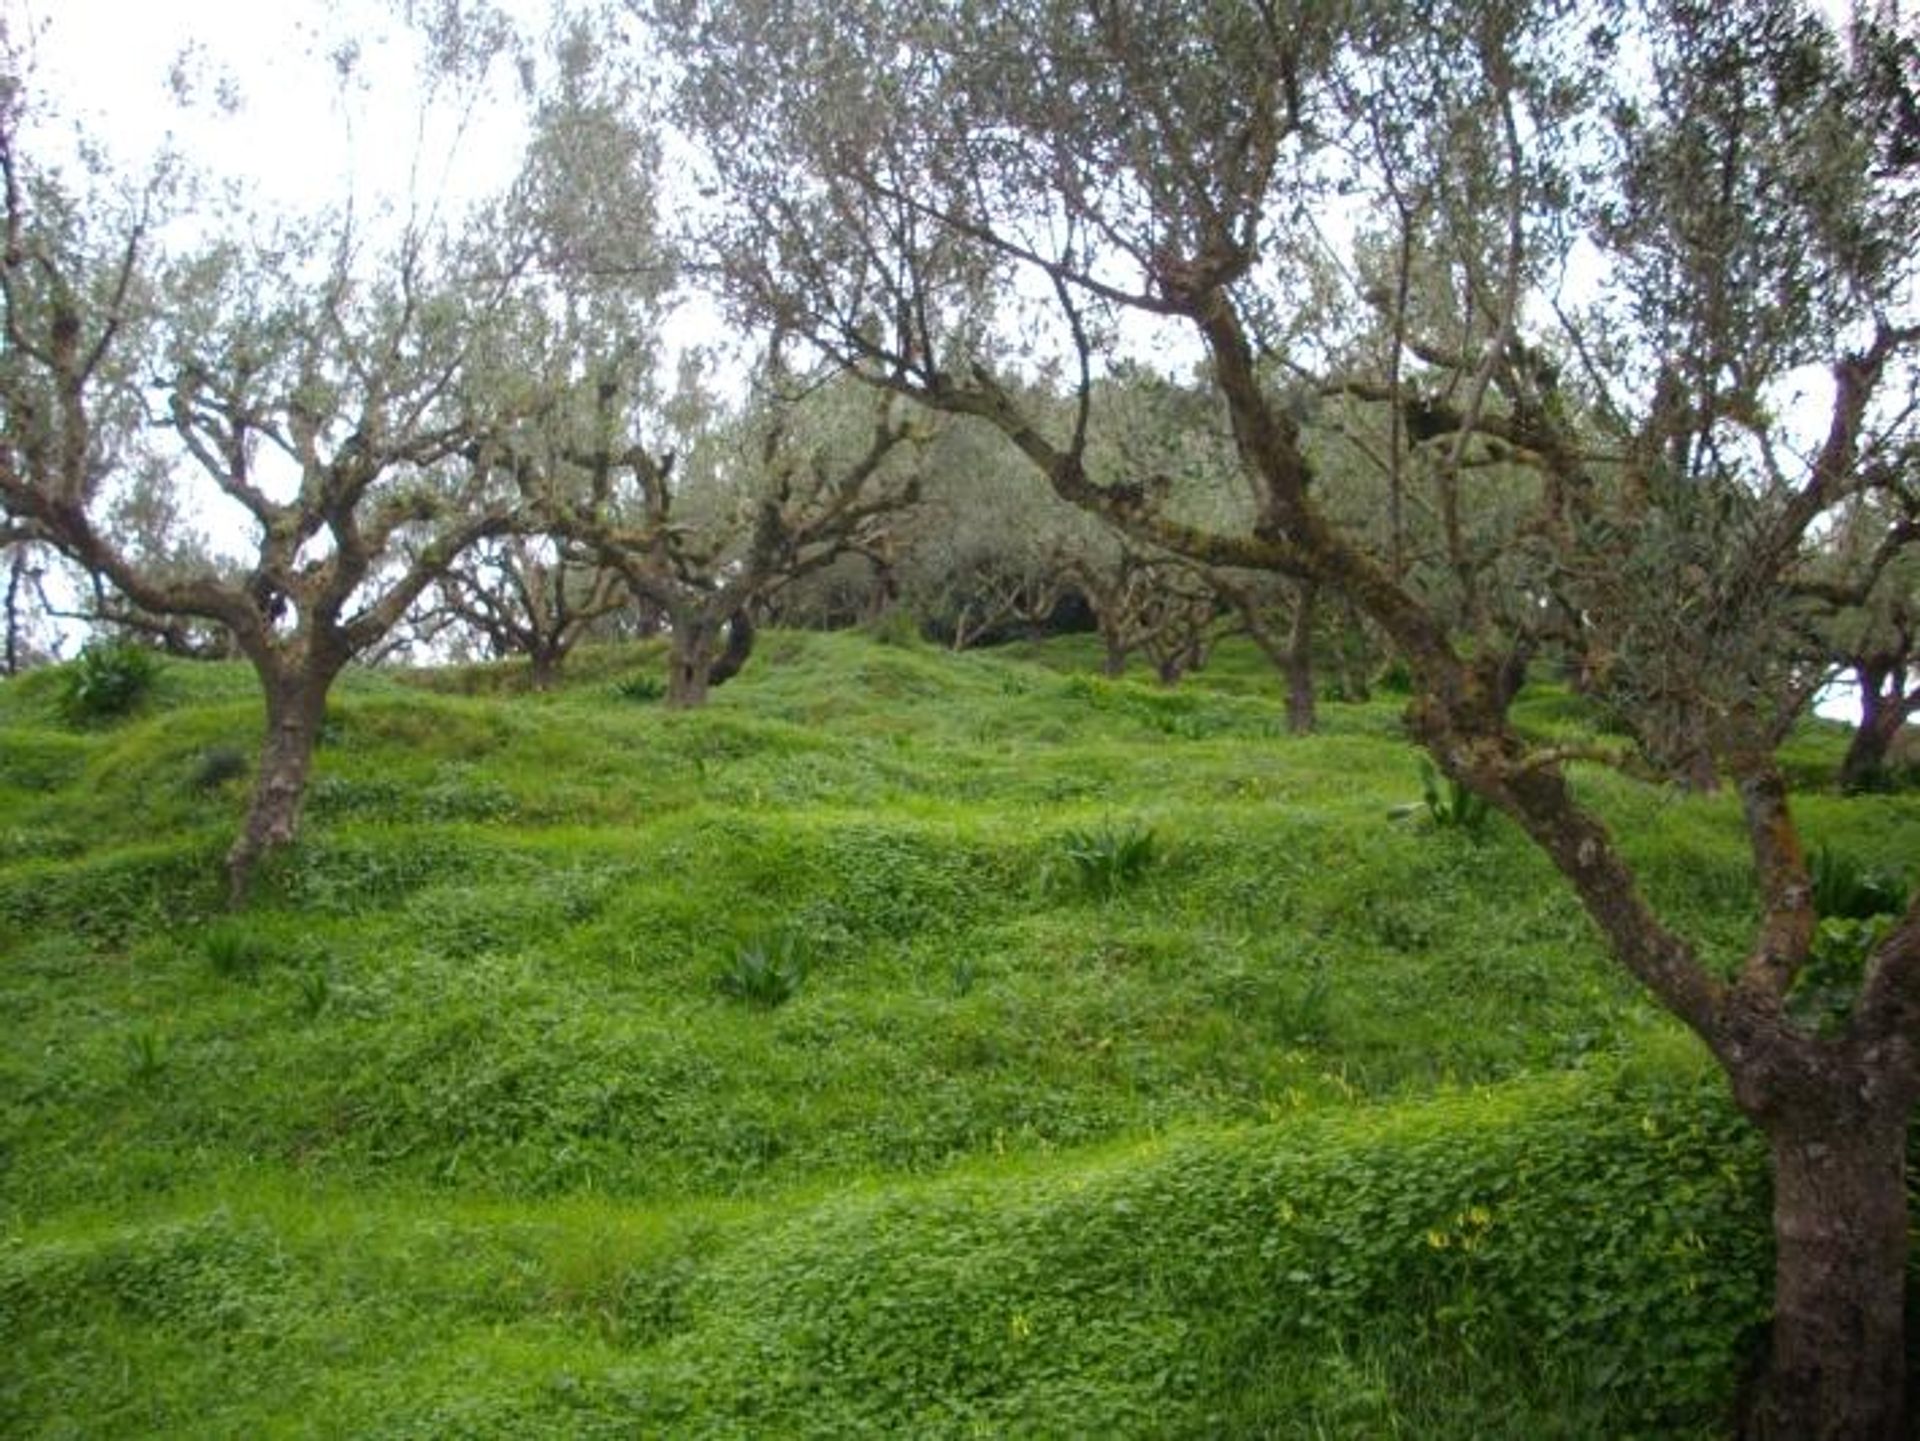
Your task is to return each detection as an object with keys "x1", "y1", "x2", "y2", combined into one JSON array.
[{"x1": 0, "y1": 631, "x2": 1910, "y2": 1436}]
